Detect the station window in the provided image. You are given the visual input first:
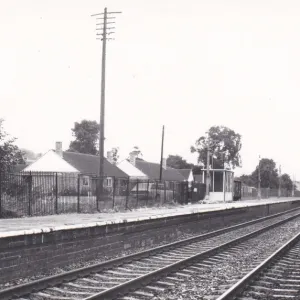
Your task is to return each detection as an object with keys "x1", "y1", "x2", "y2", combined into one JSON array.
[{"x1": 106, "y1": 178, "x2": 113, "y2": 187}]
